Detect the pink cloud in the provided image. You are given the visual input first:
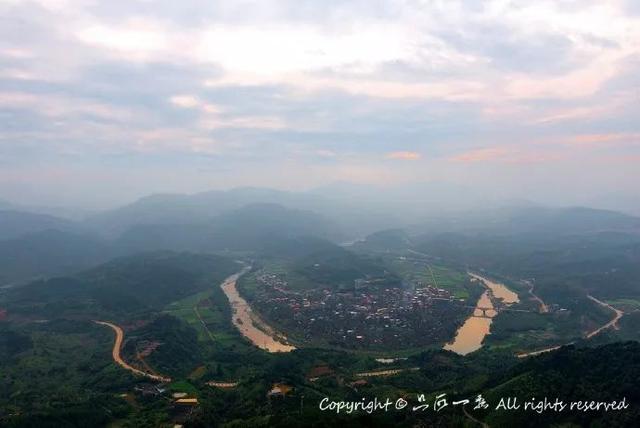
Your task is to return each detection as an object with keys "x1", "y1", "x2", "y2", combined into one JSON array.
[
  {"x1": 386, "y1": 151, "x2": 421, "y2": 160},
  {"x1": 450, "y1": 146, "x2": 561, "y2": 164},
  {"x1": 450, "y1": 147, "x2": 509, "y2": 163},
  {"x1": 562, "y1": 133, "x2": 640, "y2": 147}
]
